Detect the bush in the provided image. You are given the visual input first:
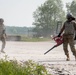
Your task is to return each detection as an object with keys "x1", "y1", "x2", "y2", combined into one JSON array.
[{"x1": 0, "y1": 59, "x2": 51, "y2": 75}]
